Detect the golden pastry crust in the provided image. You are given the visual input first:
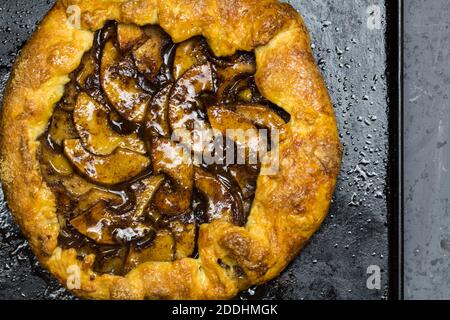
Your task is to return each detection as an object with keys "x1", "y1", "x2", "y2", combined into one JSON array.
[{"x1": 0, "y1": 0, "x2": 341, "y2": 299}]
